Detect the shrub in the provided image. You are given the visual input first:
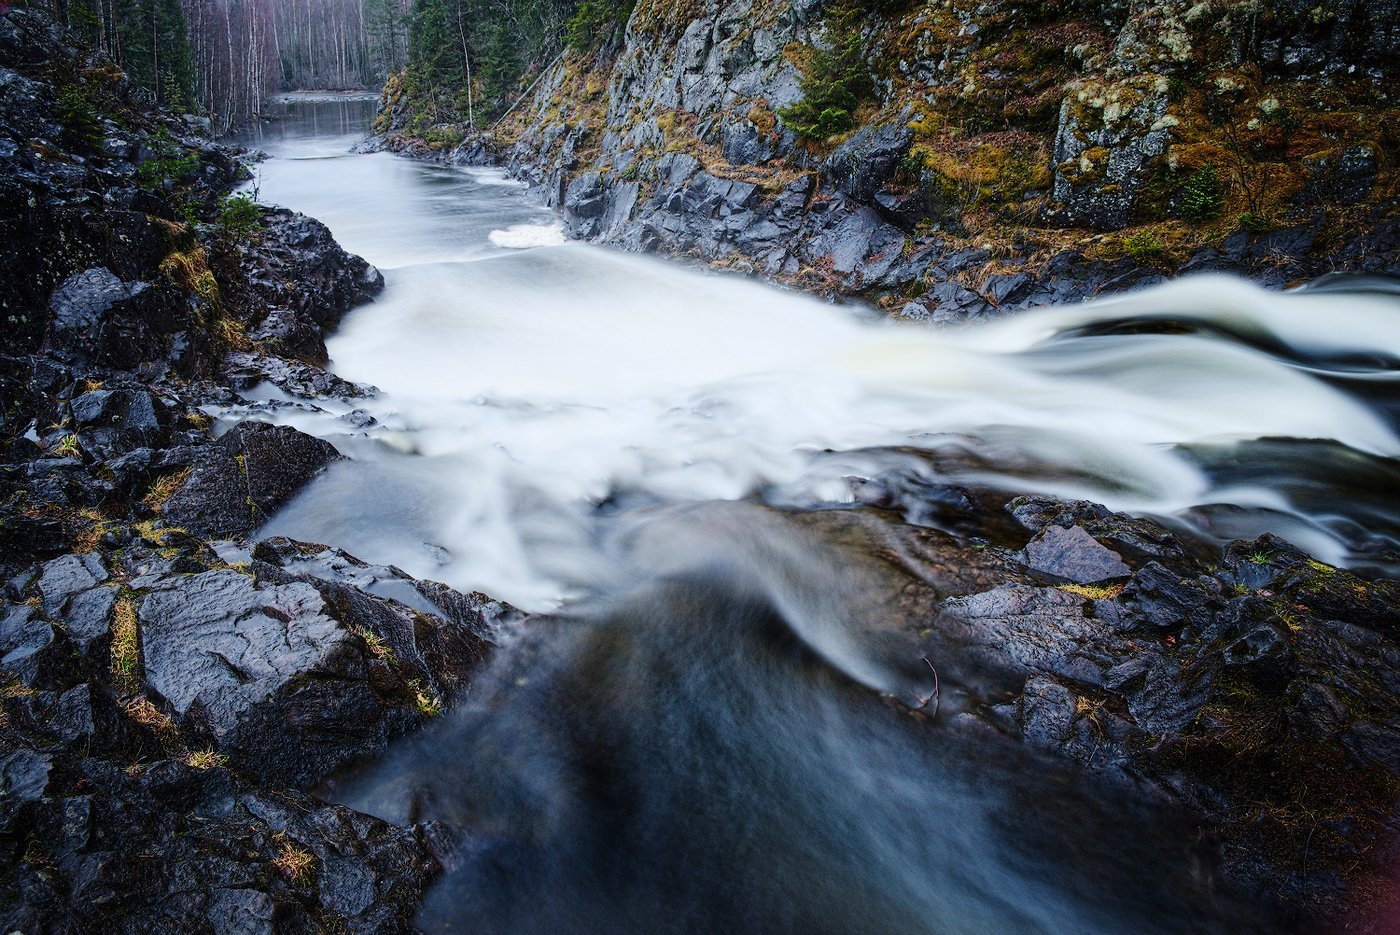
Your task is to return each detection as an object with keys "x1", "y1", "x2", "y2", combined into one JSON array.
[
  {"x1": 1179, "y1": 165, "x2": 1222, "y2": 223},
  {"x1": 216, "y1": 192, "x2": 262, "y2": 242},
  {"x1": 777, "y1": 32, "x2": 868, "y2": 141},
  {"x1": 136, "y1": 128, "x2": 199, "y2": 189},
  {"x1": 565, "y1": 0, "x2": 636, "y2": 50},
  {"x1": 56, "y1": 83, "x2": 104, "y2": 149}
]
